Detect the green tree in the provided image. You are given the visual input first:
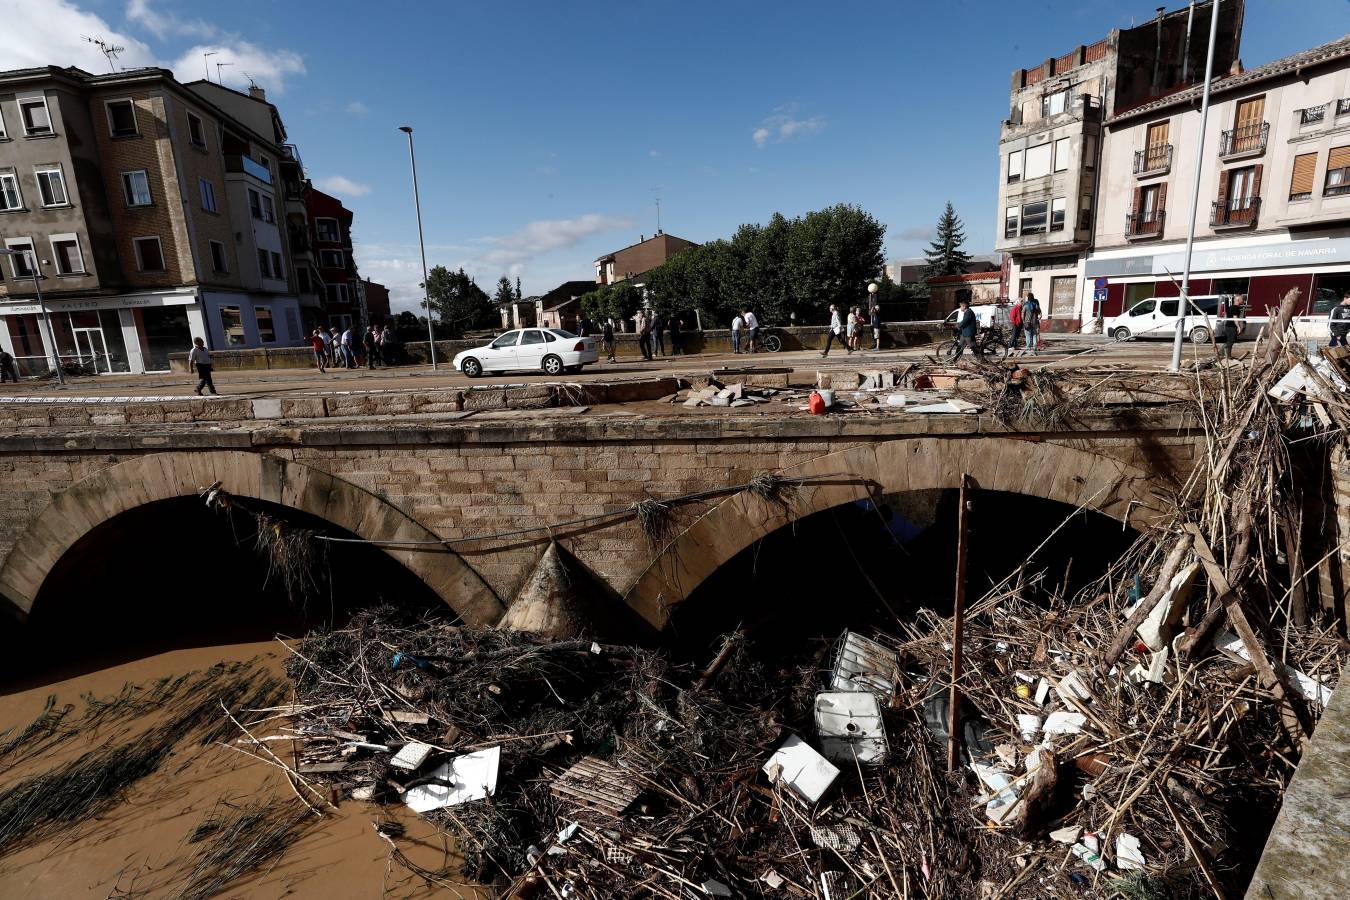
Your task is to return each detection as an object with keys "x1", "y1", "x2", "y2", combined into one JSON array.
[
  {"x1": 515, "y1": 276, "x2": 523, "y2": 301},
  {"x1": 923, "y1": 202, "x2": 971, "y2": 278},
  {"x1": 785, "y1": 204, "x2": 886, "y2": 322},
  {"x1": 579, "y1": 283, "x2": 642, "y2": 325},
  {"x1": 425, "y1": 266, "x2": 494, "y2": 336},
  {"x1": 494, "y1": 275, "x2": 516, "y2": 306}
]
